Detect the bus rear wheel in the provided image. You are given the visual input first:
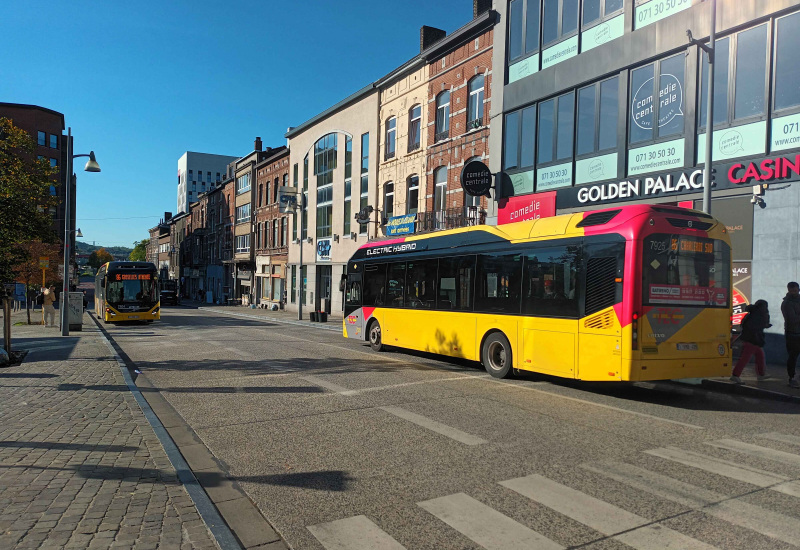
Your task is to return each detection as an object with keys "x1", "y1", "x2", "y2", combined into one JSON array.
[
  {"x1": 369, "y1": 320, "x2": 384, "y2": 352},
  {"x1": 482, "y1": 332, "x2": 512, "y2": 379}
]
